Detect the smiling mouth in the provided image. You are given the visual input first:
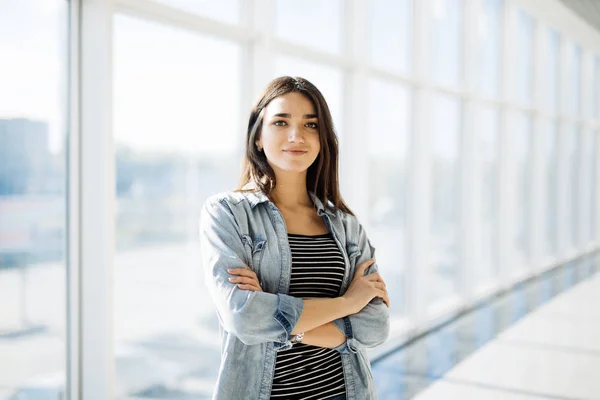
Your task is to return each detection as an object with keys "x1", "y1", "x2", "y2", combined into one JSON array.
[{"x1": 283, "y1": 150, "x2": 307, "y2": 155}]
